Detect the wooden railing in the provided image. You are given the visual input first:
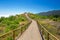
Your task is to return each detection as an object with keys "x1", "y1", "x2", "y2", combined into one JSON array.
[
  {"x1": 0, "y1": 21, "x2": 32, "y2": 40},
  {"x1": 37, "y1": 20, "x2": 59, "y2": 40}
]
